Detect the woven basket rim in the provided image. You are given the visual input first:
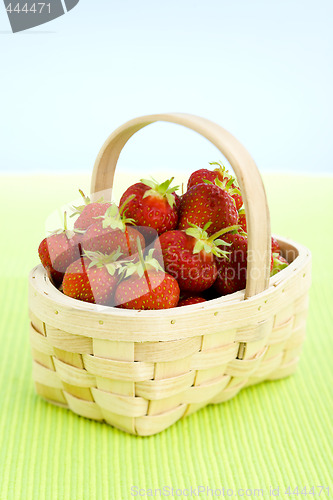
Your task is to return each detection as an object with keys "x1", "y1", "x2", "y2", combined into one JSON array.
[{"x1": 29, "y1": 234, "x2": 310, "y2": 318}]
